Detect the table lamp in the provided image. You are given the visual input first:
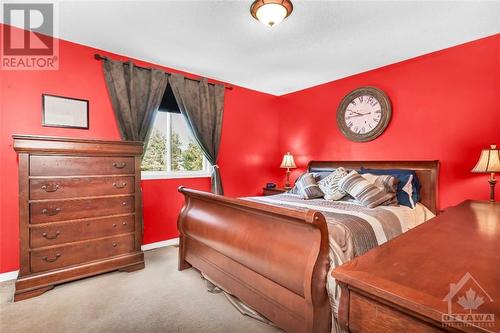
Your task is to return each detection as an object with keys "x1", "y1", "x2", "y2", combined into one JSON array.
[
  {"x1": 471, "y1": 144, "x2": 500, "y2": 202},
  {"x1": 280, "y1": 152, "x2": 296, "y2": 189}
]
